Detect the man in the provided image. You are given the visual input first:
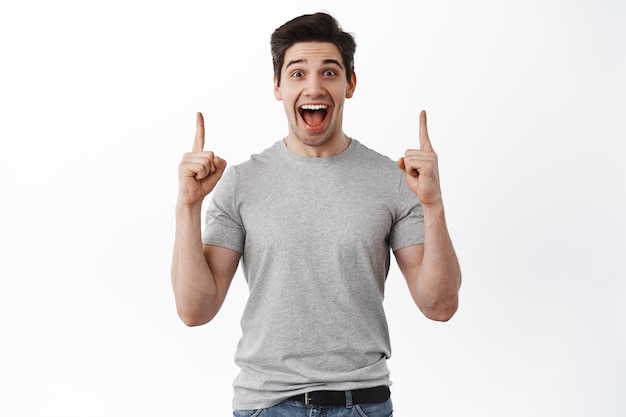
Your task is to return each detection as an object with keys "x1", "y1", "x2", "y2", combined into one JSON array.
[{"x1": 172, "y1": 12, "x2": 461, "y2": 416}]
